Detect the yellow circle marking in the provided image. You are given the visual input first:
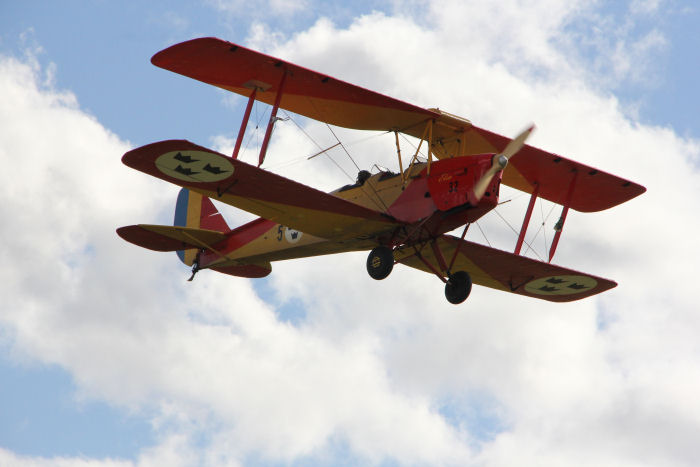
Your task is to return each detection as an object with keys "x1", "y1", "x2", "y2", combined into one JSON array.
[
  {"x1": 525, "y1": 275, "x2": 597, "y2": 296},
  {"x1": 155, "y1": 150, "x2": 234, "y2": 183}
]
